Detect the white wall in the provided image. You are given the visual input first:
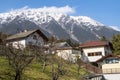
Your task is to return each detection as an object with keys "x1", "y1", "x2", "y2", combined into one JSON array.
[
  {"x1": 7, "y1": 32, "x2": 45, "y2": 48},
  {"x1": 103, "y1": 74, "x2": 120, "y2": 80},
  {"x1": 9, "y1": 39, "x2": 26, "y2": 49},
  {"x1": 102, "y1": 60, "x2": 120, "y2": 73},
  {"x1": 82, "y1": 47, "x2": 105, "y2": 62},
  {"x1": 57, "y1": 49, "x2": 81, "y2": 63}
]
